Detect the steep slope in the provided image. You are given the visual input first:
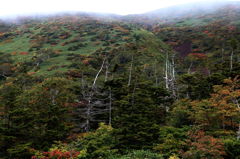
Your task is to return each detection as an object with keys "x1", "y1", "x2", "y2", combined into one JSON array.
[
  {"x1": 1, "y1": 3, "x2": 240, "y2": 159},
  {"x1": 0, "y1": 16, "x2": 170, "y2": 80}
]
